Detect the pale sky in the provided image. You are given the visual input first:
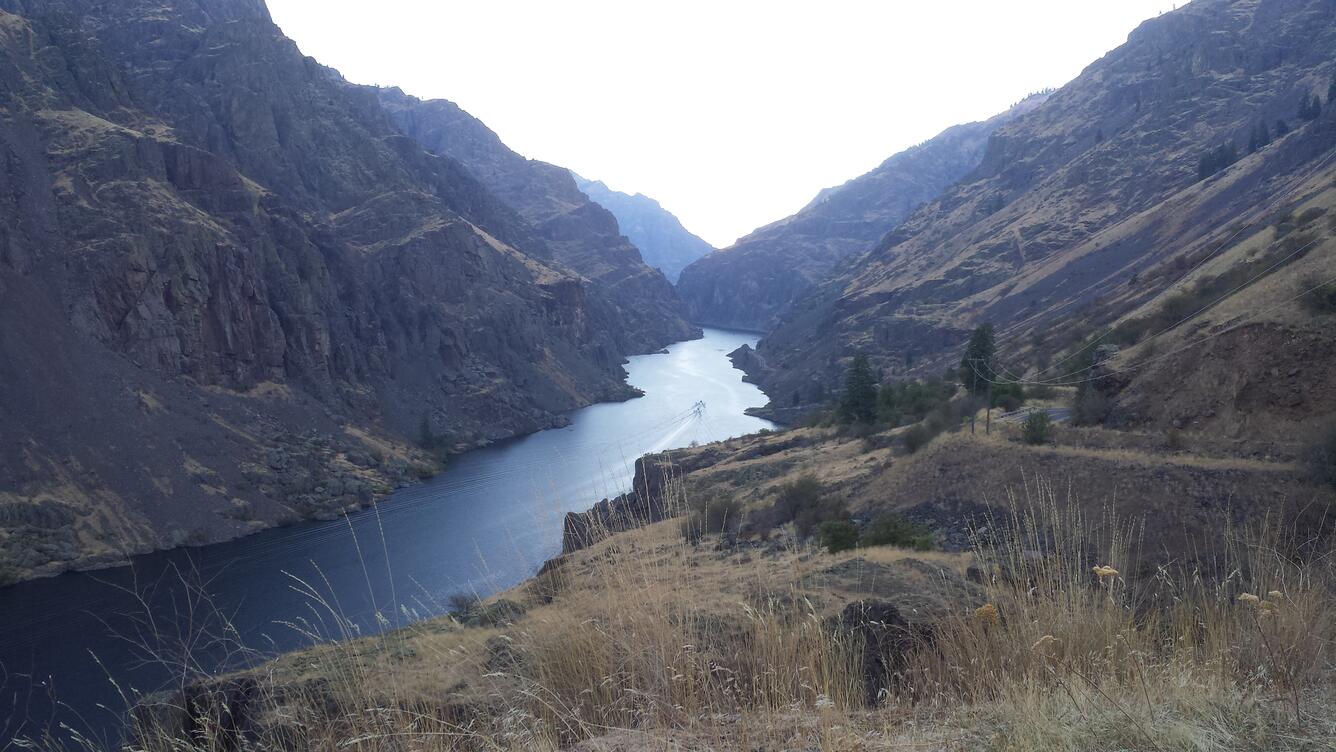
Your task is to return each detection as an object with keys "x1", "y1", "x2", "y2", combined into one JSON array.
[{"x1": 266, "y1": 1, "x2": 1176, "y2": 248}]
